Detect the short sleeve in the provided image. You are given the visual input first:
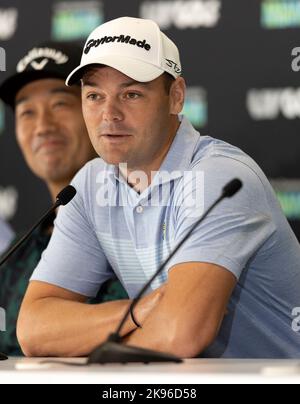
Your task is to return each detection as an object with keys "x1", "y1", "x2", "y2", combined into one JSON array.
[
  {"x1": 31, "y1": 163, "x2": 114, "y2": 297},
  {"x1": 166, "y1": 156, "x2": 277, "y2": 280}
]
